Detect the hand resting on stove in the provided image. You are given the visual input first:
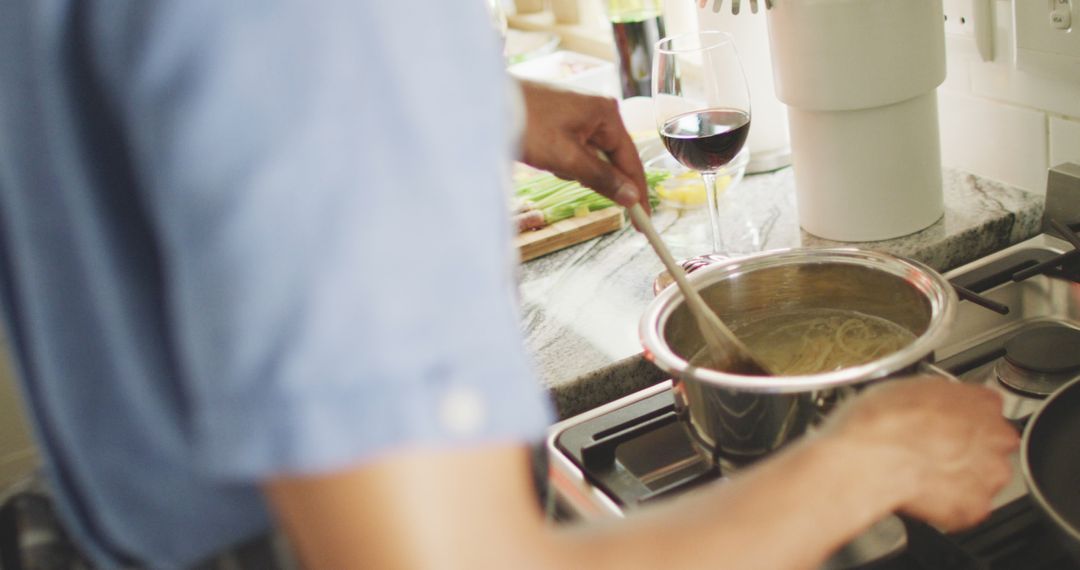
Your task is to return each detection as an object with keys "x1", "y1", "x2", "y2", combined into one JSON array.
[
  {"x1": 265, "y1": 377, "x2": 1017, "y2": 570},
  {"x1": 820, "y1": 376, "x2": 1020, "y2": 532}
]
